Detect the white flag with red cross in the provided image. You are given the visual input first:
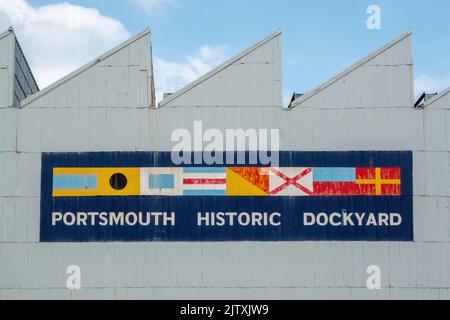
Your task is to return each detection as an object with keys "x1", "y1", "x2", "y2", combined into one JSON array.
[{"x1": 268, "y1": 167, "x2": 314, "y2": 196}]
